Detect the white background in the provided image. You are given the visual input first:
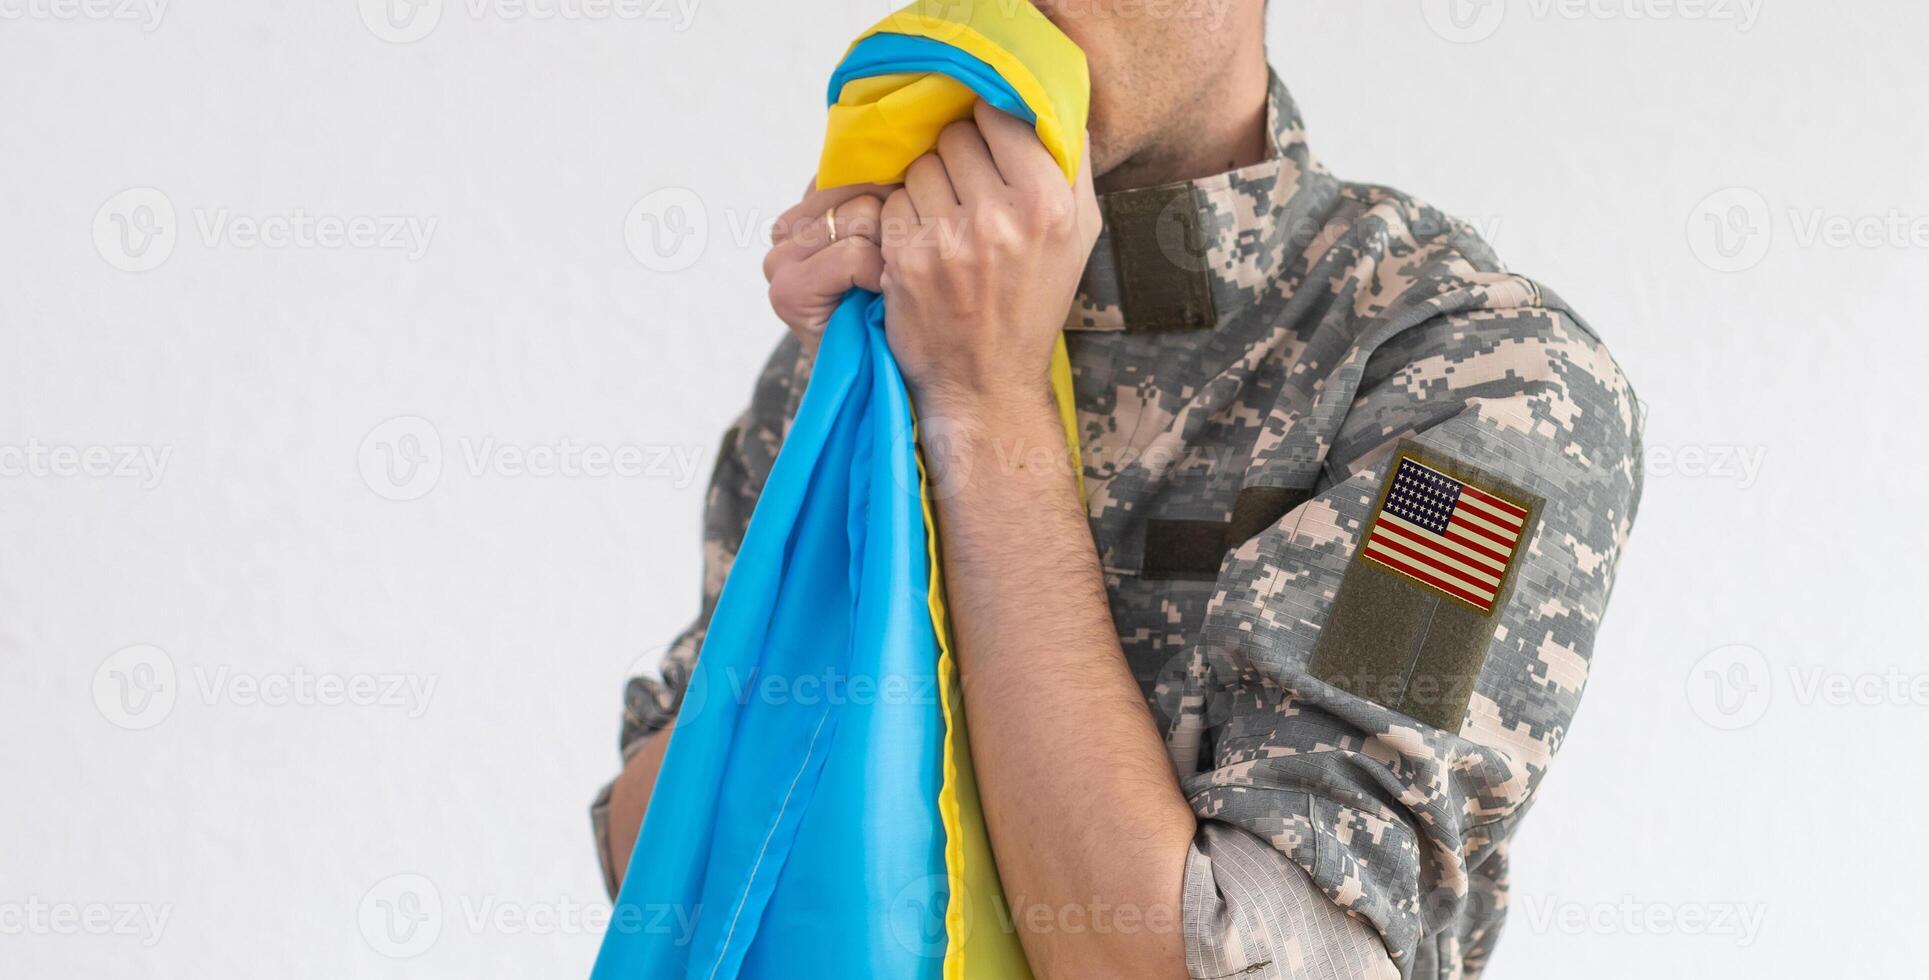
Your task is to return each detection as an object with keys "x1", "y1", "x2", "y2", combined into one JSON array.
[{"x1": 3, "y1": 1, "x2": 1922, "y2": 977}]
